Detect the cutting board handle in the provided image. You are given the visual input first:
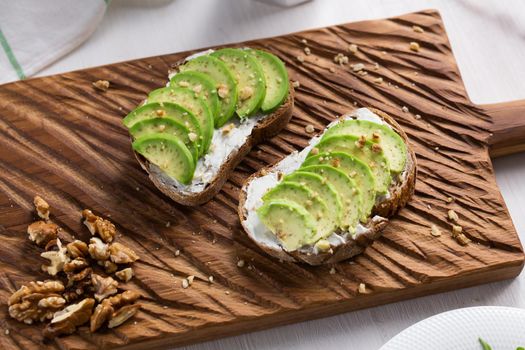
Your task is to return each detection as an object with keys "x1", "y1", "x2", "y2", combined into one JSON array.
[{"x1": 481, "y1": 99, "x2": 525, "y2": 158}]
